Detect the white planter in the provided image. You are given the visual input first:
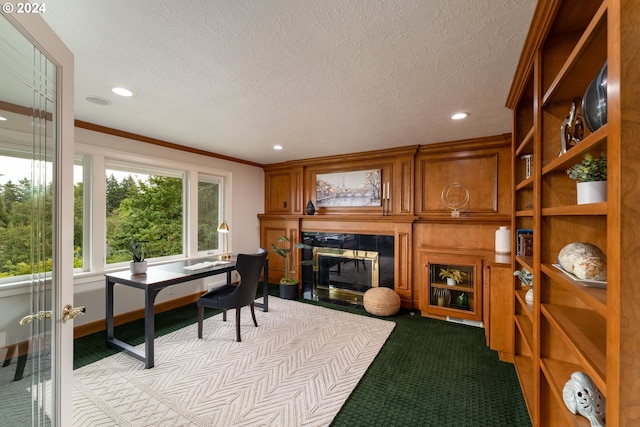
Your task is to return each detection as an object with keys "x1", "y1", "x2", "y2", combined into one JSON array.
[
  {"x1": 577, "y1": 181, "x2": 607, "y2": 205},
  {"x1": 525, "y1": 287, "x2": 534, "y2": 305},
  {"x1": 446, "y1": 278, "x2": 456, "y2": 286},
  {"x1": 130, "y1": 260, "x2": 147, "y2": 274}
]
